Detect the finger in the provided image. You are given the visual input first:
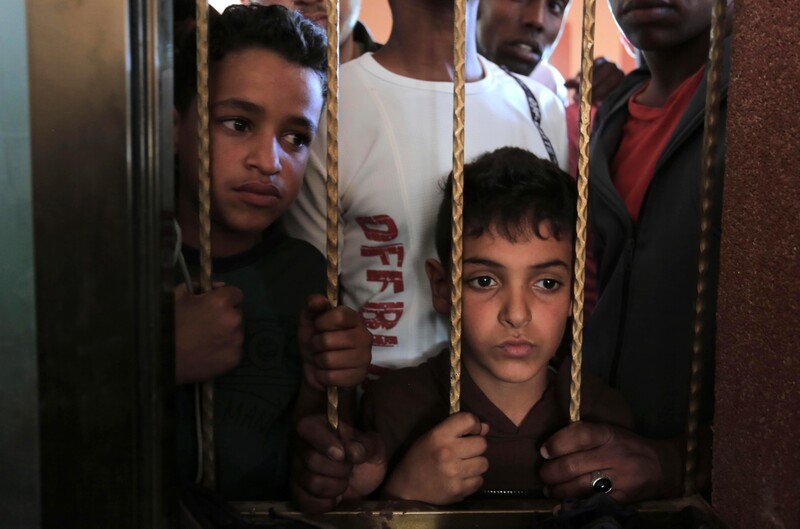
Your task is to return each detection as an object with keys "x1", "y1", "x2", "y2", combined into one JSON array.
[
  {"x1": 296, "y1": 415, "x2": 346, "y2": 461},
  {"x1": 564, "y1": 78, "x2": 579, "y2": 90},
  {"x1": 303, "y1": 450, "x2": 354, "y2": 479},
  {"x1": 306, "y1": 294, "x2": 332, "y2": 315},
  {"x1": 457, "y1": 455, "x2": 489, "y2": 478},
  {"x1": 545, "y1": 470, "x2": 625, "y2": 502},
  {"x1": 214, "y1": 284, "x2": 244, "y2": 306},
  {"x1": 540, "y1": 421, "x2": 611, "y2": 460},
  {"x1": 312, "y1": 366, "x2": 367, "y2": 389},
  {"x1": 312, "y1": 306, "x2": 362, "y2": 332},
  {"x1": 453, "y1": 434, "x2": 488, "y2": 460},
  {"x1": 307, "y1": 331, "x2": 371, "y2": 358},
  {"x1": 539, "y1": 448, "x2": 603, "y2": 486},
  {"x1": 292, "y1": 468, "x2": 348, "y2": 504},
  {"x1": 441, "y1": 412, "x2": 485, "y2": 438},
  {"x1": 339, "y1": 425, "x2": 386, "y2": 466},
  {"x1": 291, "y1": 482, "x2": 341, "y2": 515},
  {"x1": 459, "y1": 476, "x2": 485, "y2": 498}
]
